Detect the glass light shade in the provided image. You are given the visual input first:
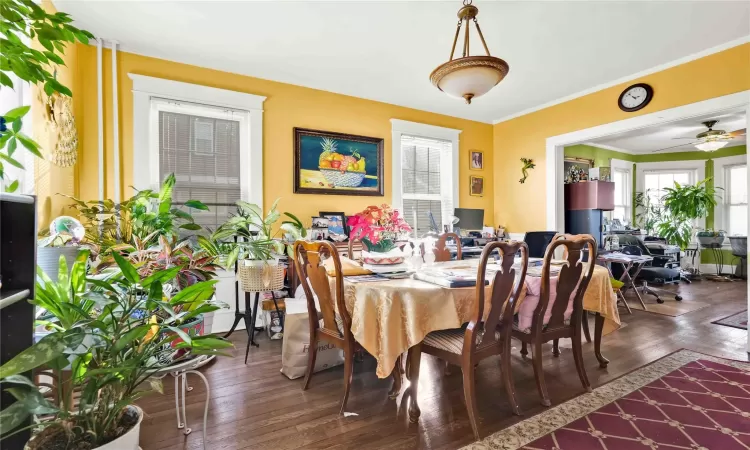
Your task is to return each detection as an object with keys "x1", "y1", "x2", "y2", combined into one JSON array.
[
  {"x1": 695, "y1": 140, "x2": 729, "y2": 151},
  {"x1": 437, "y1": 66, "x2": 503, "y2": 102}
]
